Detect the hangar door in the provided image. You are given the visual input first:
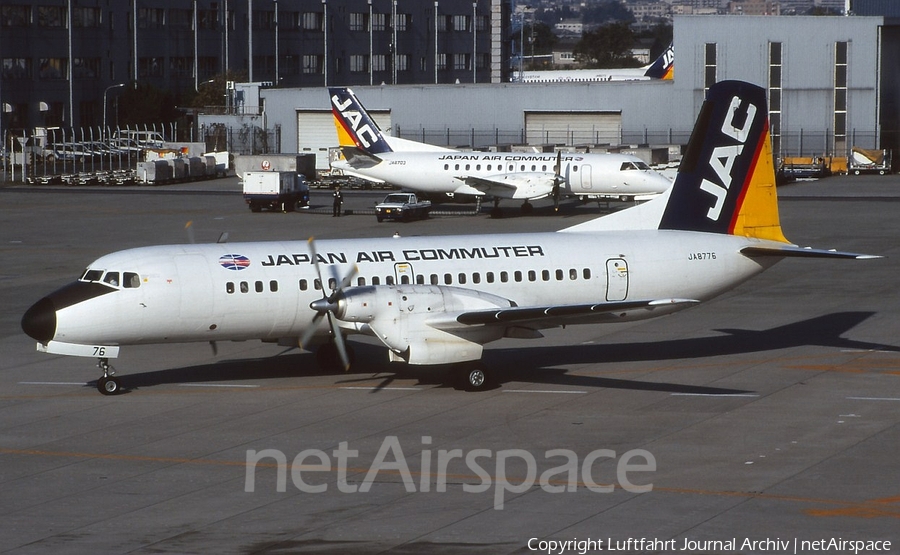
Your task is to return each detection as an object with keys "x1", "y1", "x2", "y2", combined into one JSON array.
[
  {"x1": 297, "y1": 109, "x2": 392, "y2": 171},
  {"x1": 525, "y1": 111, "x2": 621, "y2": 146}
]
